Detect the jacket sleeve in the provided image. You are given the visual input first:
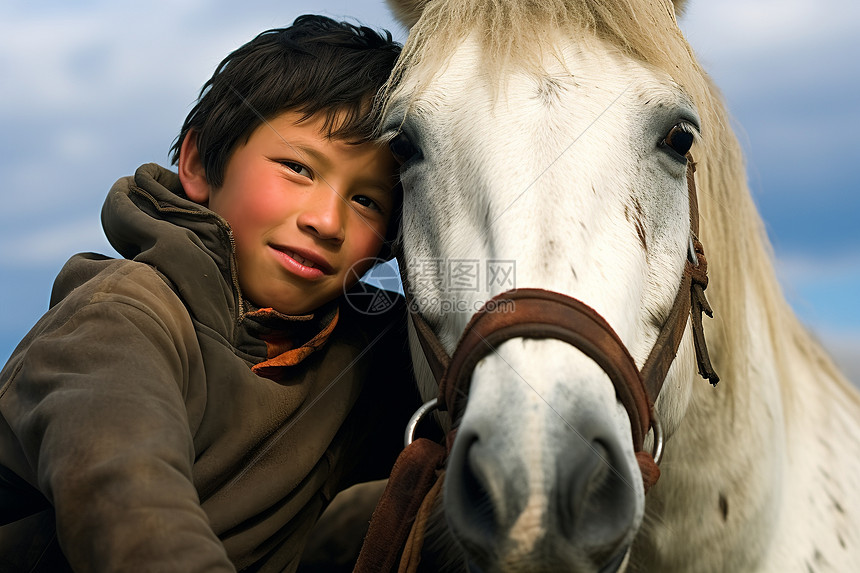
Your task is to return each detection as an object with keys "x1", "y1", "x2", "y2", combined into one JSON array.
[{"x1": 0, "y1": 264, "x2": 235, "y2": 572}]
